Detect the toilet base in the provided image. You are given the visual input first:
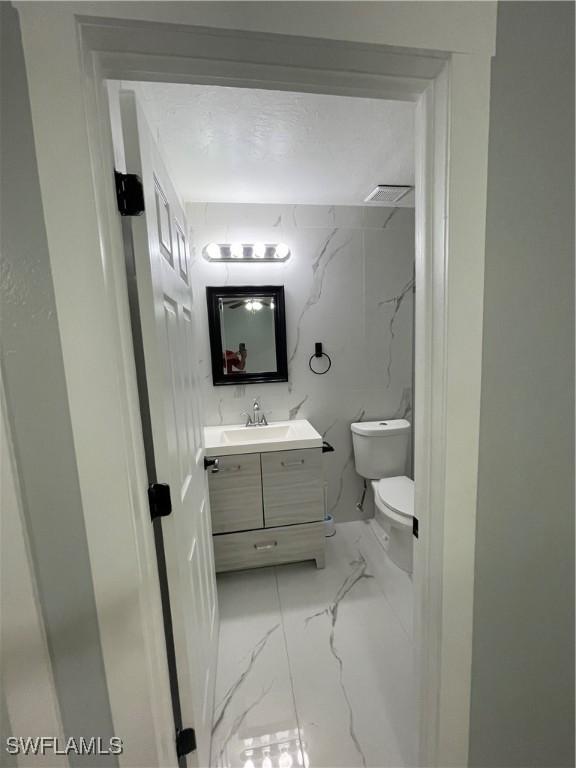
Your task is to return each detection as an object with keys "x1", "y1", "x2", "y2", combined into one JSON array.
[{"x1": 372, "y1": 508, "x2": 413, "y2": 574}]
